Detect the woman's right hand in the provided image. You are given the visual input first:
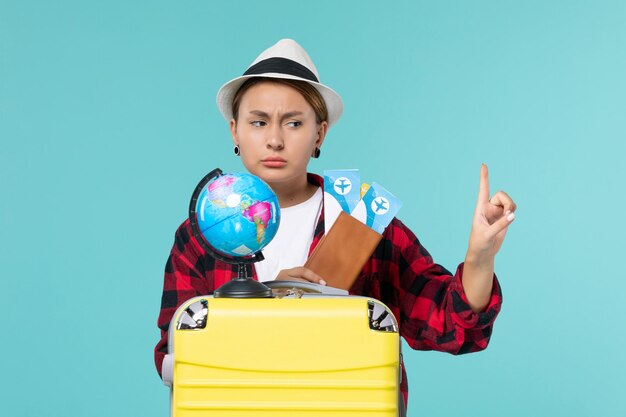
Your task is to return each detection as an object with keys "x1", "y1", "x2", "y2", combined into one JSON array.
[{"x1": 274, "y1": 267, "x2": 327, "y2": 286}]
